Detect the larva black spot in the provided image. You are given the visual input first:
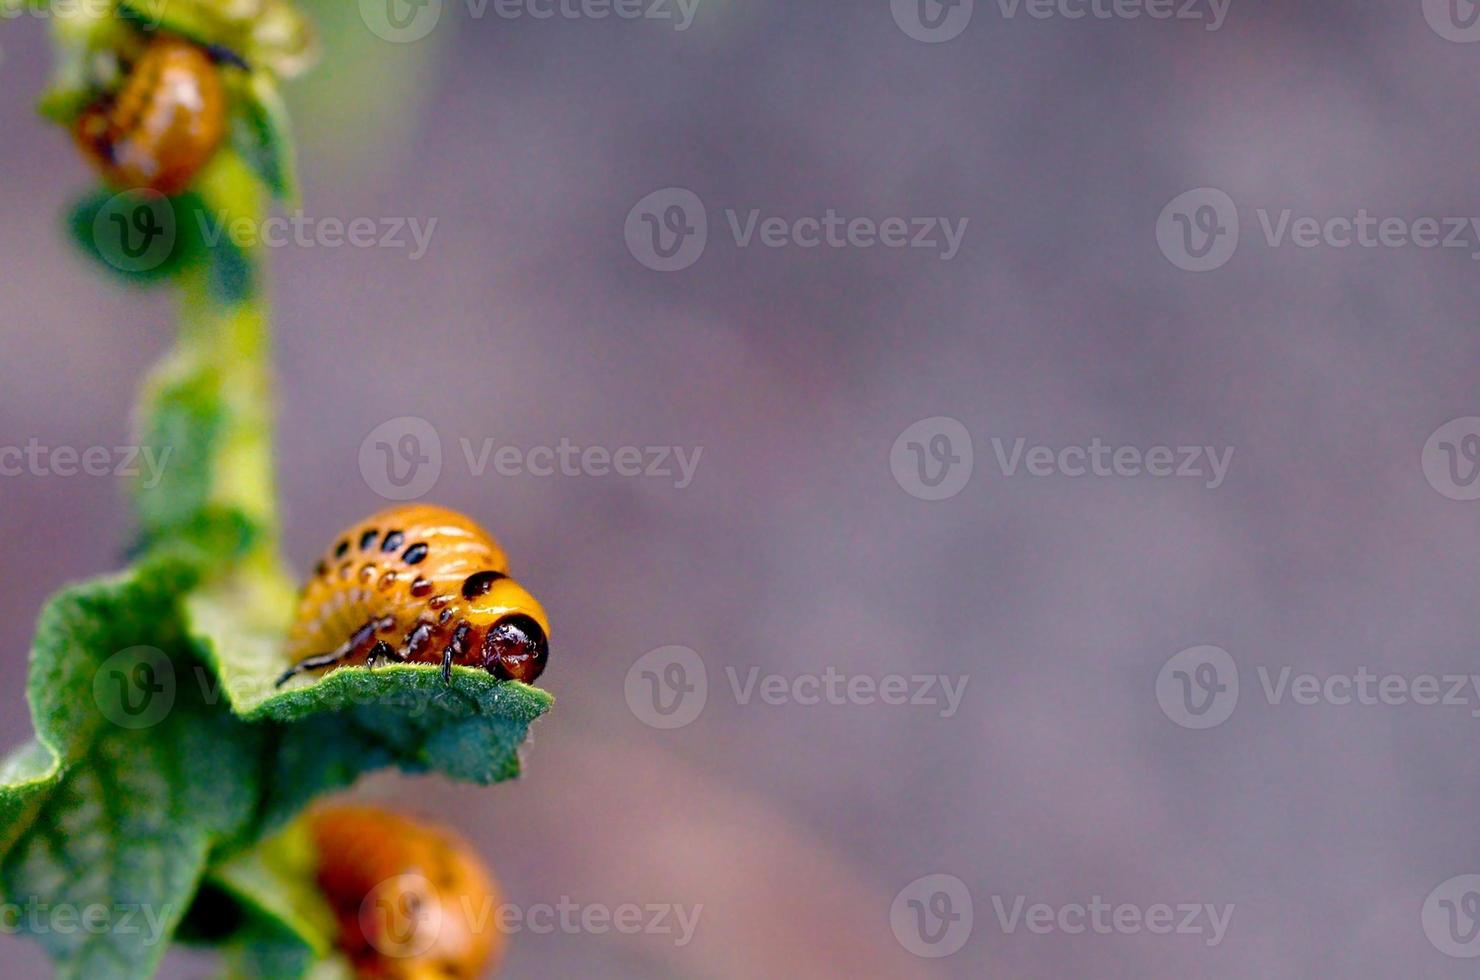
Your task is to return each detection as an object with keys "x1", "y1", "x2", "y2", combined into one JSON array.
[
  {"x1": 382, "y1": 530, "x2": 405, "y2": 553},
  {"x1": 359, "y1": 529, "x2": 379, "y2": 550},
  {"x1": 439, "y1": 608, "x2": 454, "y2": 625},
  {"x1": 460, "y1": 570, "x2": 506, "y2": 600},
  {"x1": 403, "y1": 543, "x2": 429, "y2": 565},
  {"x1": 335, "y1": 539, "x2": 350, "y2": 558},
  {"x1": 315, "y1": 560, "x2": 328, "y2": 577},
  {"x1": 411, "y1": 577, "x2": 433, "y2": 598}
]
